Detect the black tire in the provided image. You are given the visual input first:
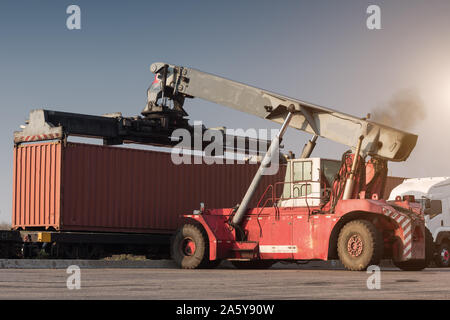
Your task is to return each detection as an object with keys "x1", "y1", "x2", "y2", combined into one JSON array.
[
  {"x1": 394, "y1": 227, "x2": 433, "y2": 271},
  {"x1": 337, "y1": 220, "x2": 383, "y2": 271},
  {"x1": 171, "y1": 224, "x2": 214, "y2": 269},
  {"x1": 435, "y1": 242, "x2": 450, "y2": 268},
  {"x1": 231, "y1": 260, "x2": 275, "y2": 269}
]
